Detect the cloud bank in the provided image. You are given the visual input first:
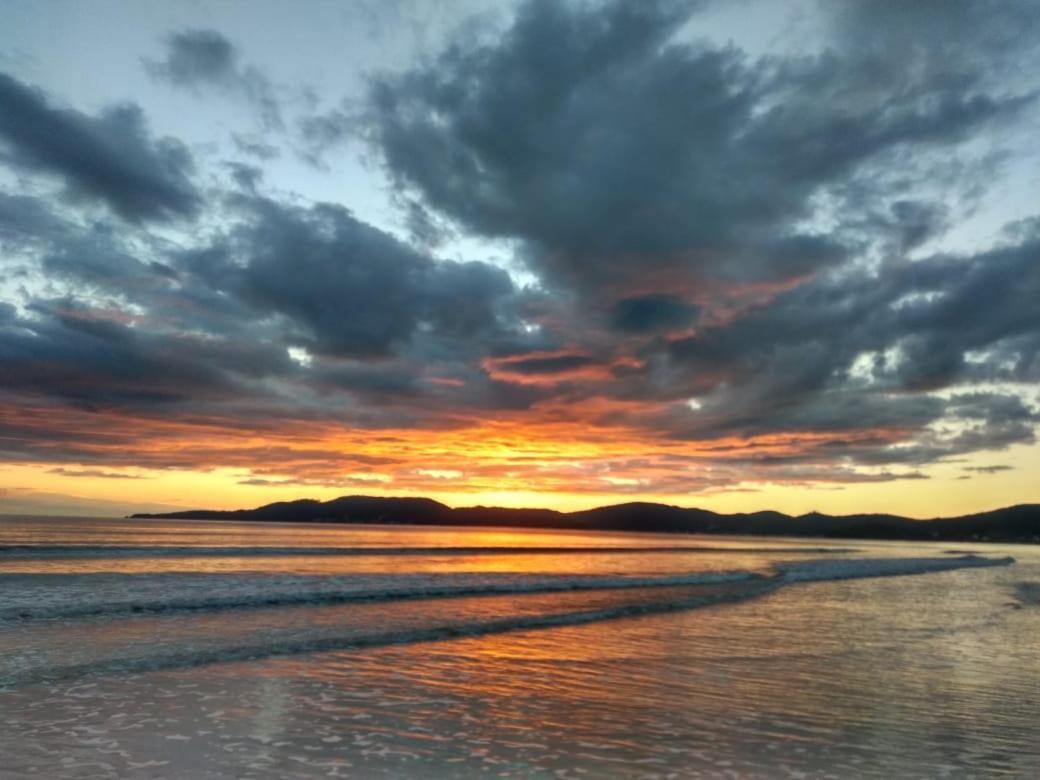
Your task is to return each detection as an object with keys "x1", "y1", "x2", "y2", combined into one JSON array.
[{"x1": 1, "y1": 0, "x2": 1038, "y2": 506}]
